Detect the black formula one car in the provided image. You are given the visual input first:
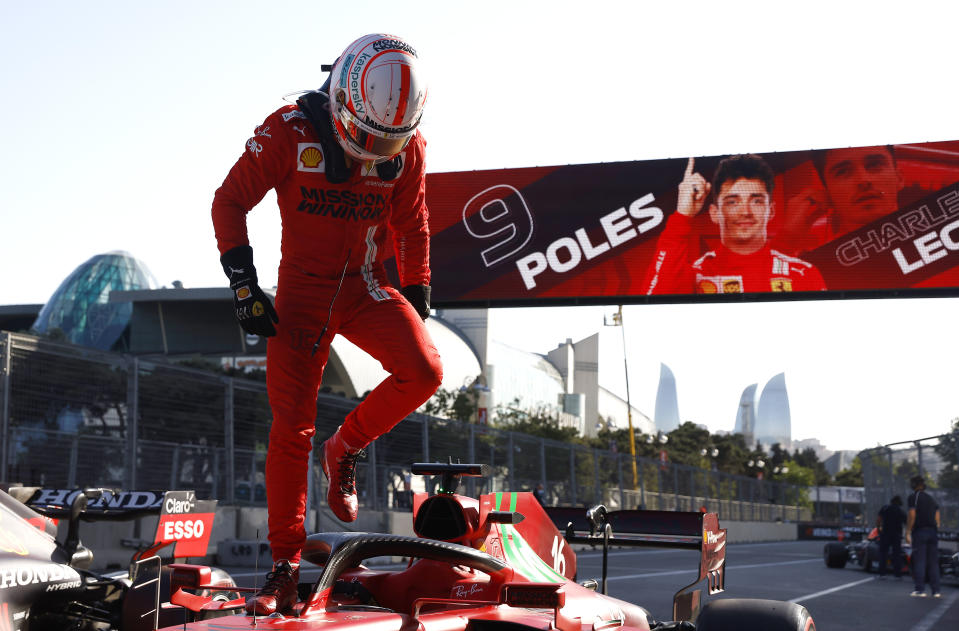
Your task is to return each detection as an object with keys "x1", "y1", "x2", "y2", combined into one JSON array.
[
  {"x1": 823, "y1": 525, "x2": 959, "y2": 582},
  {"x1": 0, "y1": 486, "x2": 236, "y2": 630}
]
